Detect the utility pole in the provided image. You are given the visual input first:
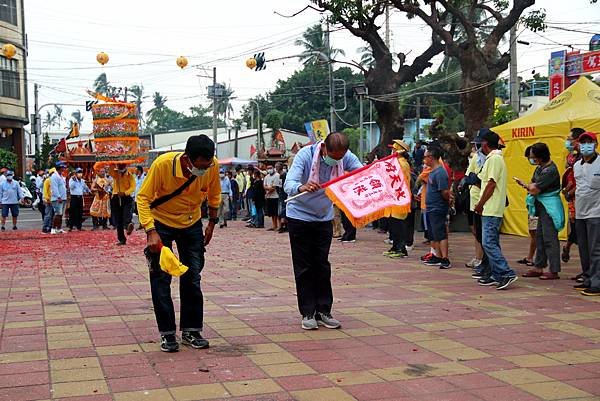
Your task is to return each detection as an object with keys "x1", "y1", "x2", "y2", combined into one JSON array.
[
  {"x1": 385, "y1": 5, "x2": 390, "y2": 49},
  {"x1": 212, "y1": 66, "x2": 218, "y2": 154},
  {"x1": 415, "y1": 96, "x2": 421, "y2": 143},
  {"x1": 33, "y1": 83, "x2": 40, "y2": 153},
  {"x1": 509, "y1": 25, "x2": 519, "y2": 115},
  {"x1": 326, "y1": 20, "x2": 336, "y2": 132}
]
